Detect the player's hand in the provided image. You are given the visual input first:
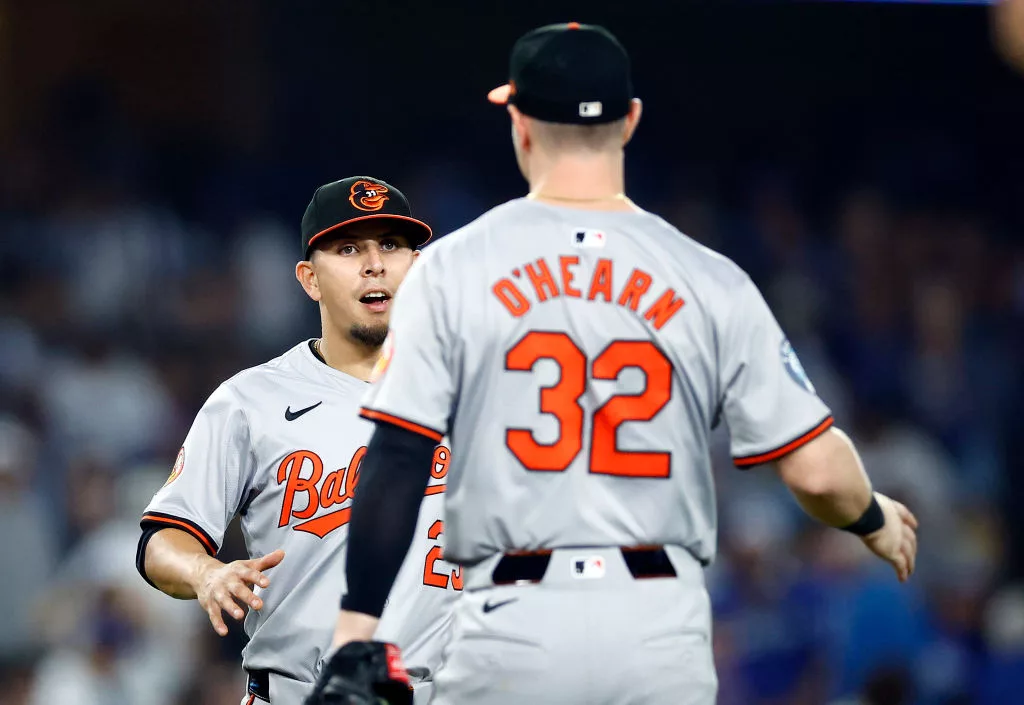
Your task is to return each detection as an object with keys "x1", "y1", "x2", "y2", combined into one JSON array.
[
  {"x1": 194, "y1": 549, "x2": 285, "y2": 636},
  {"x1": 858, "y1": 493, "x2": 918, "y2": 583}
]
